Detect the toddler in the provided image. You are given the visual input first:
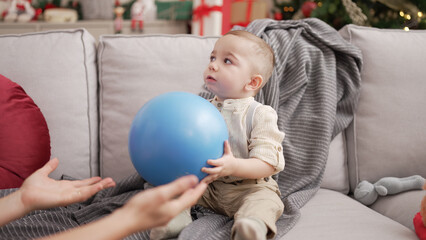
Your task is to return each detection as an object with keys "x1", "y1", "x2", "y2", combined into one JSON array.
[{"x1": 151, "y1": 30, "x2": 285, "y2": 240}]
